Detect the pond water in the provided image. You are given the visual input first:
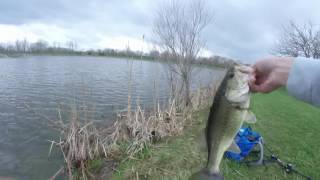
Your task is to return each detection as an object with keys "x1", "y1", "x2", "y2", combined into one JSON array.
[{"x1": 0, "y1": 56, "x2": 225, "y2": 179}]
